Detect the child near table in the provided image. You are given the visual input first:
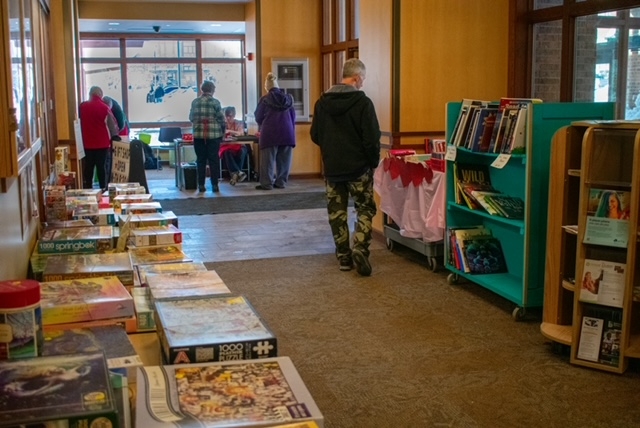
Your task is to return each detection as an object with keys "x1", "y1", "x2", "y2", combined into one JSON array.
[{"x1": 220, "y1": 106, "x2": 248, "y2": 185}]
